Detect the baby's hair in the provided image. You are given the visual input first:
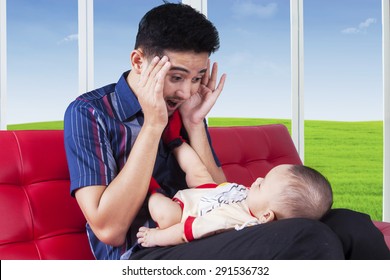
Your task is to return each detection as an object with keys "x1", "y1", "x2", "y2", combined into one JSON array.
[{"x1": 277, "y1": 165, "x2": 333, "y2": 220}]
